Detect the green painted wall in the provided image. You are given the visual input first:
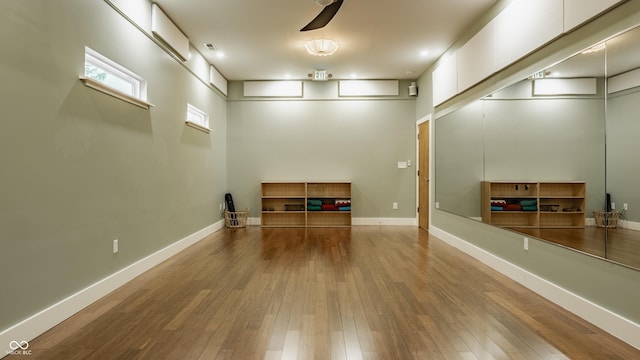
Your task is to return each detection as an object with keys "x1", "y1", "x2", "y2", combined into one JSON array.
[
  {"x1": 226, "y1": 81, "x2": 417, "y2": 219},
  {"x1": 607, "y1": 88, "x2": 640, "y2": 223},
  {"x1": 0, "y1": 0, "x2": 227, "y2": 330},
  {"x1": 434, "y1": 100, "x2": 484, "y2": 218},
  {"x1": 436, "y1": 90, "x2": 607, "y2": 219}
]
